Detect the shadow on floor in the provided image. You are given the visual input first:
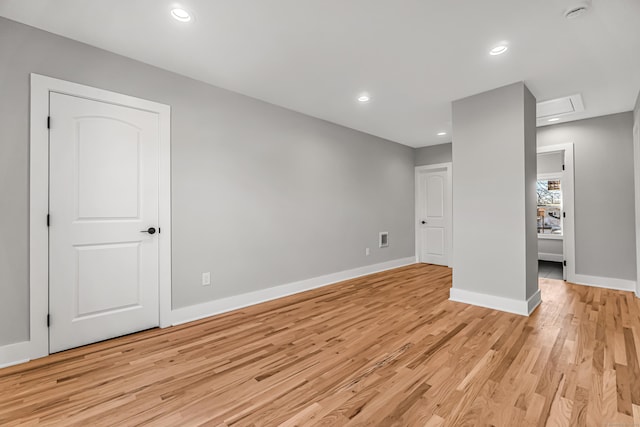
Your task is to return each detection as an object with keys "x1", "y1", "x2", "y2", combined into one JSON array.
[{"x1": 538, "y1": 260, "x2": 563, "y2": 280}]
